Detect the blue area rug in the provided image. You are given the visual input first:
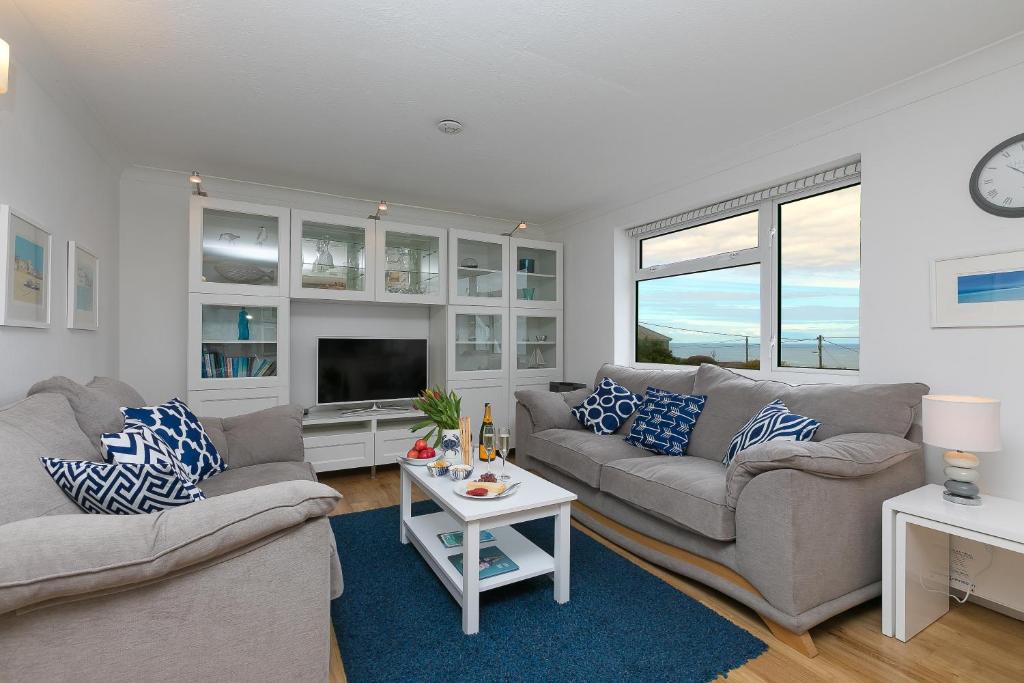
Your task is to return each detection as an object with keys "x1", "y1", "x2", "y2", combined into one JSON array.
[{"x1": 330, "y1": 501, "x2": 765, "y2": 682}]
